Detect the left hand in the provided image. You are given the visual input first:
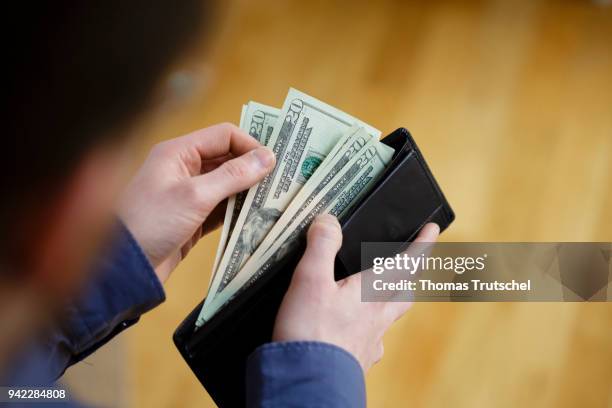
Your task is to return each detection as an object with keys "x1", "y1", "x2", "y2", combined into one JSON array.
[
  {"x1": 273, "y1": 215, "x2": 440, "y2": 372},
  {"x1": 118, "y1": 123, "x2": 275, "y2": 282}
]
